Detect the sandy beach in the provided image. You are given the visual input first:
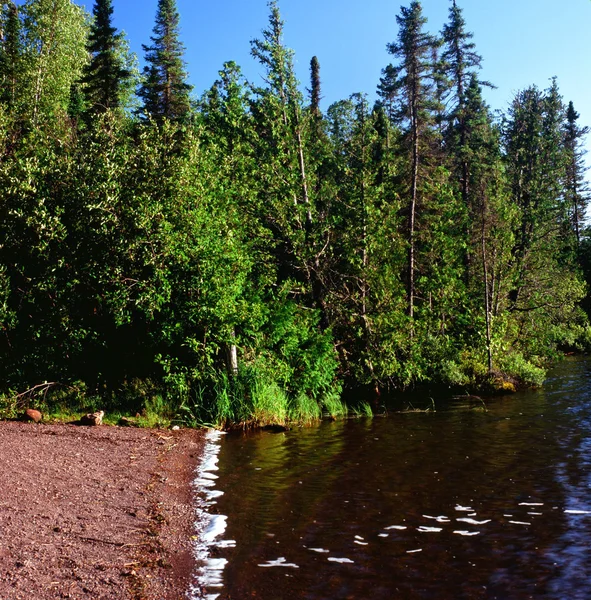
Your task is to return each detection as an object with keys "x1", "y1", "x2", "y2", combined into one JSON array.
[{"x1": 0, "y1": 421, "x2": 205, "y2": 599}]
